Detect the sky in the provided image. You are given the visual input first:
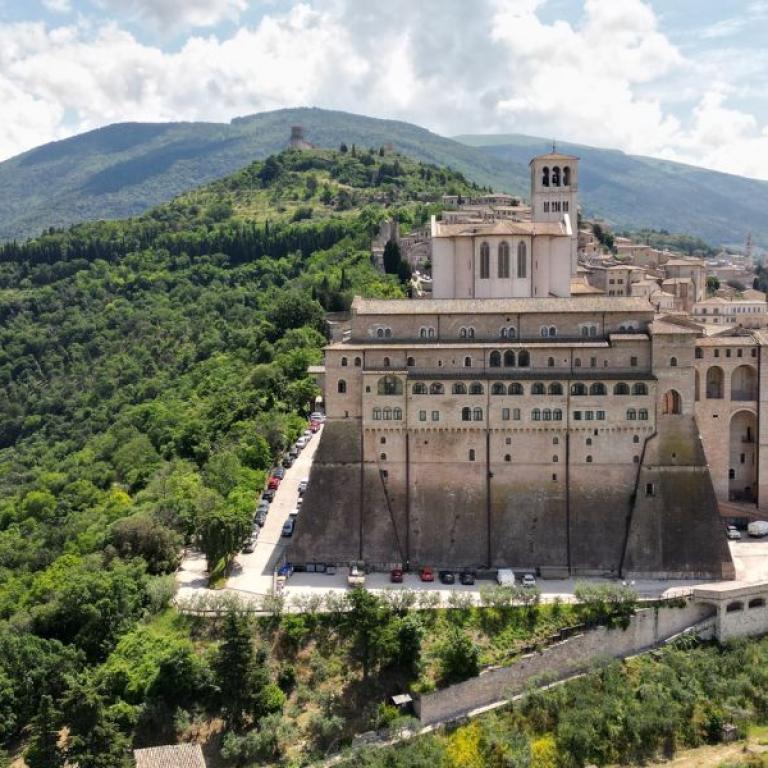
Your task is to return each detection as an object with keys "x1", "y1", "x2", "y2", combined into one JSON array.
[{"x1": 1, "y1": 0, "x2": 768, "y2": 179}]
